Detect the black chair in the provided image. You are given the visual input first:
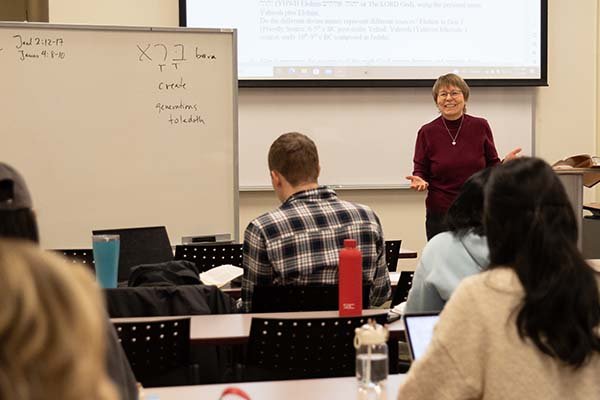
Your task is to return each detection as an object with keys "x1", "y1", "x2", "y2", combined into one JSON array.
[
  {"x1": 174, "y1": 243, "x2": 243, "y2": 273},
  {"x1": 105, "y1": 285, "x2": 235, "y2": 318},
  {"x1": 92, "y1": 226, "x2": 173, "y2": 282},
  {"x1": 385, "y1": 240, "x2": 402, "y2": 272},
  {"x1": 391, "y1": 271, "x2": 414, "y2": 306},
  {"x1": 113, "y1": 317, "x2": 198, "y2": 387},
  {"x1": 51, "y1": 248, "x2": 95, "y2": 272},
  {"x1": 246, "y1": 313, "x2": 388, "y2": 380},
  {"x1": 251, "y1": 284, "x2": 371, "y2": 313}
]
